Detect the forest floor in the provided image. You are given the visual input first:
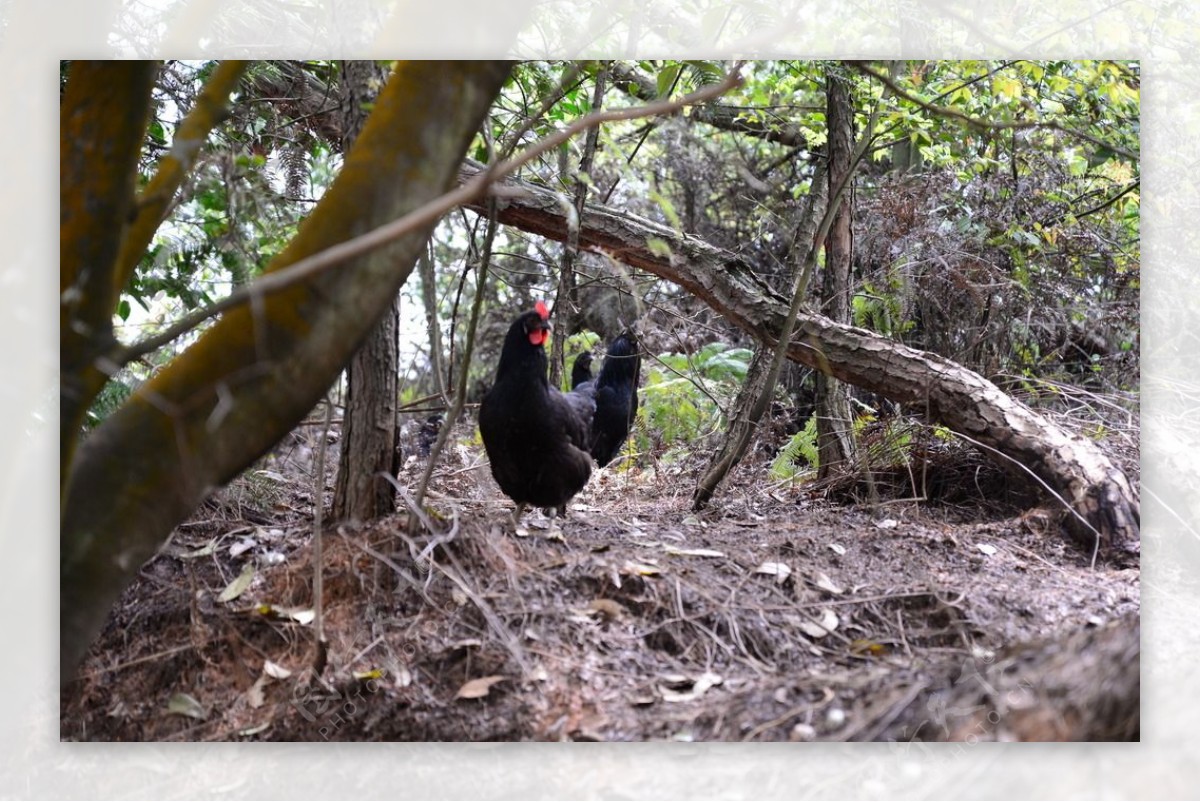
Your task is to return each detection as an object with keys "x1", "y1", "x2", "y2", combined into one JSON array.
[{"x1": 60, "y1": 418, "x2": 1140, "y2": 742}]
